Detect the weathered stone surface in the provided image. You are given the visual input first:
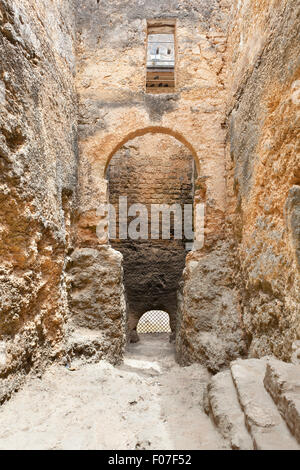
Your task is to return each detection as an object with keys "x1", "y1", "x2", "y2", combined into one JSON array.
[
  {"x1": 264, "y1": 357, "x2": 300, "y2": 445},
  {"x1": 176, "y1": 241, "x2": 247, "y2": 372},
  {"x1": 0, "y1": 0, "x2": 77, "y2": 401},
  {"x1": 225, "y1": 0, "x2": 300, "y2": 361},
  {"x1": 67, "y1": 247, "x2": 126, "y2": 363},
  {"x1": 206, "y1": 369, "x2": 253, "y2": 450},
  {"x1": 231, "y1": 358, "x2": 300, "y2": 450},
  {"x1": 291, "y1": 341, "x2": 300, "y2": 366},
  {"x1": 74, "y1": 0, "x2": 241, "y2": 365},
  {"x1": 76, "y1": 0, "x2": 228, "y2": 249}
]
